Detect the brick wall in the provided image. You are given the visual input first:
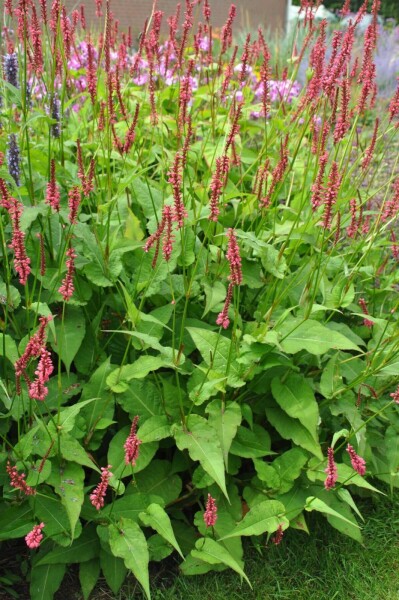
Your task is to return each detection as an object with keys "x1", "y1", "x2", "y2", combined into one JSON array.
[{"x1": 63, "y1": 0, "x2": 288, "y2": 36}]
